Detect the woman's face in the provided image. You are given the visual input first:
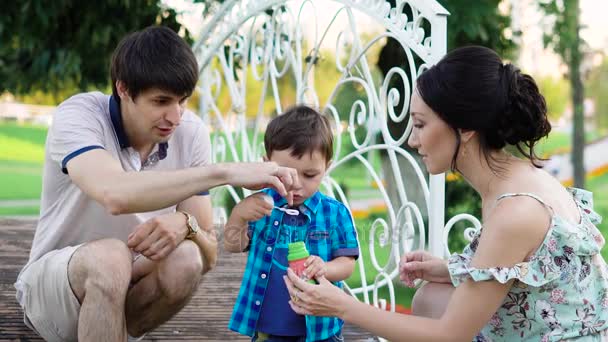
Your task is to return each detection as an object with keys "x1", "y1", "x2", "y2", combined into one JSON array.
[{"x1": 407, "y1": 90, "x2": 459, "y2": 174}]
